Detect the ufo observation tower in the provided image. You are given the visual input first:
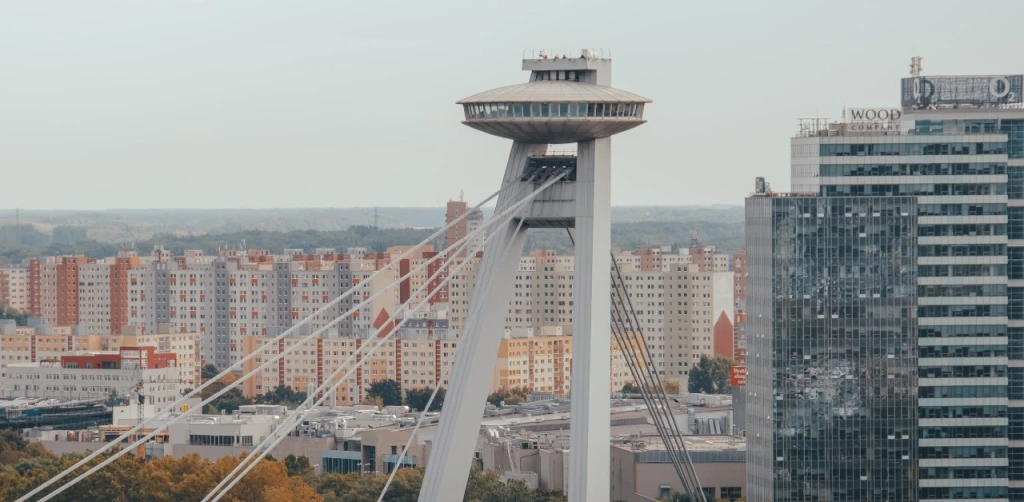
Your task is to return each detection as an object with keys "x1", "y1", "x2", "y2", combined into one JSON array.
[{"x1": 419, "y1": 50, "x2": 650, "y2": 502}]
